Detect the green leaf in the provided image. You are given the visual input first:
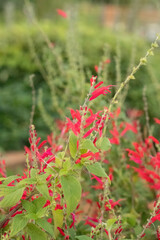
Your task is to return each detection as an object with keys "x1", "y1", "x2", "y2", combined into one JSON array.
[
  {"x1": 123, "y1": 213, "x2": 137, "y2": 227},
  {"x1": 27, "y1": 223, "x2": 47, "y2": 240},
  {"x1": 0, "y1": 177, "x2": 5, "y2": 181},
  {"x1": 86, "y1": 162, "x2": 107, "y2": 177},
  {"x1": 76, "y1": 236, "x2": 92, "y2": 240},
  {"x1": 0, "y1": 187, "x2": 25, "y2": 208},
  {"x1": 59, "y1": 169, "x2": 68, "y2": 176},
  {"x1": 33, "y1": 197, "x2": 46, "y2": 210},
  {"x1": 30, "y1": 168, "x2": 38, "y2": 178},
  {"x1": 69, "y1": 131, "x2": 78, "y2": 158},
  {"x1": 3, "y1": 175, "x2": 19, "y2": 185},
  {"x1": 61, "y1": 175, "x2": 81, "y2": 215},
  {"x1": 134, "y1": 226, "x2": 143, "y2": 235},
  {"x1": 106, "y1": 218, "x2": 117, "y2": 230},
  {"x1": 18, "y1": 178, "x2": 37, "y2": 186},
  {"x1": 22, "y1": 200, "x2": 36, "y2": 214},
  {"x1": 10, "y1": 214, "x2": 28, "y2": 237},
  {"x1": 96, "y1": 137, "x2": 111, "y2": 151},
  {"x1": 26, "y1": 213, "x2": 38, "y2": 220},
  {"x1": 52, "y1": 209, "x2": 63, "y2": 237},
  {"x1": 81, "y1": 139, "x2": 98, "y2": 153},
  {"x1": 36, "y1": 218, "x2": 54, "y2": 237},
  {"x1": 36, "y1": 184, "x2": 50, "y2": 200},
  {"x1": 0, "y1": 185, "x2": 17, "y2": 197},
  {"x1": 55, "y1": 157, "x2": 62, "y2": 168},
  {"x1": 63, "y1": 158, "x2": 71, "y2": 170}
]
